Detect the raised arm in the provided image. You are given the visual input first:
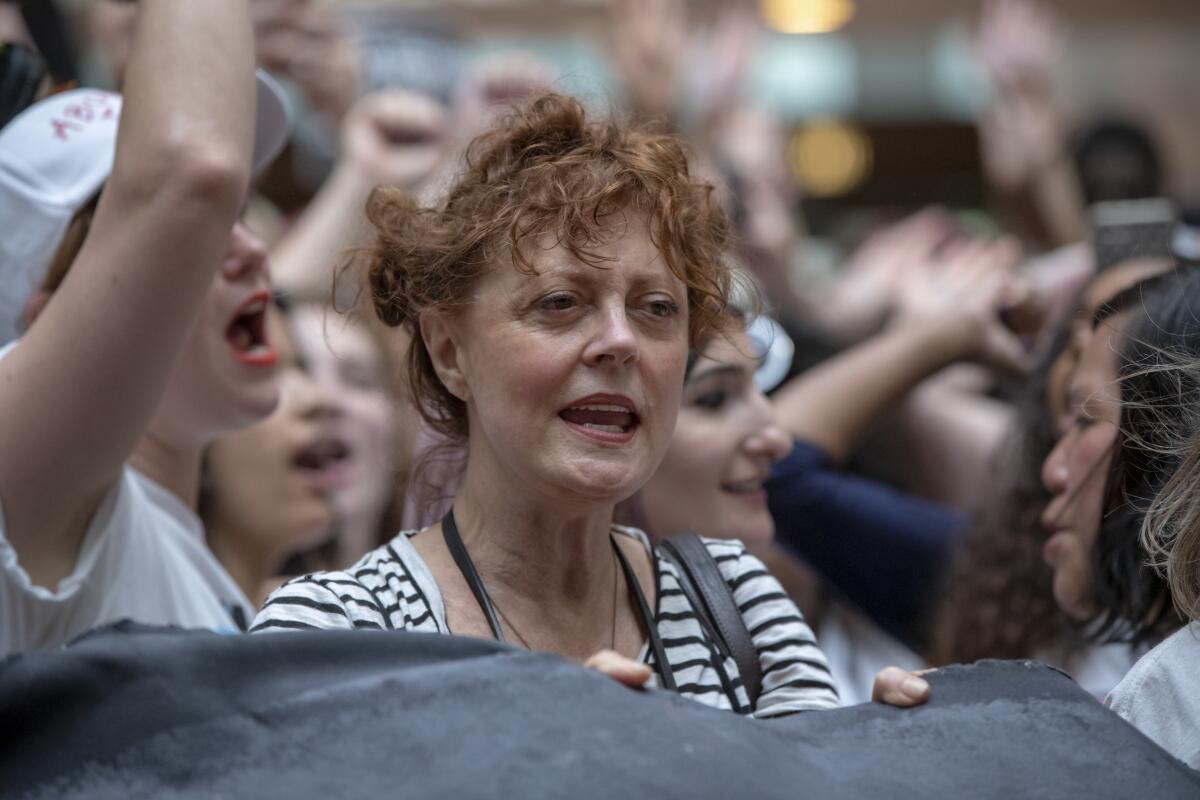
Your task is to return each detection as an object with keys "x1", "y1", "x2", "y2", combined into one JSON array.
[
  {"x1": 271, "y1": 89, "x2": 447, "y2": 302},
  {"x1": 772, "y1": 237, "x2": 1029, "y2": 465},
  {"x1": 0, "y1": 0, "x2": 255, "y2": 582},
  {"x1": 976, "y1": 0, "x2": 1086, "y2": 246},
  {"x1": 607, "y1": 0, "x2": 685, "y2": 125}
]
